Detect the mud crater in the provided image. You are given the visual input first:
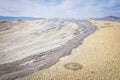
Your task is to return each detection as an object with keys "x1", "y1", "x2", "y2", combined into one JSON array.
[{"x1": 64, "y1": 62, "x2": 83, "y2": 71}]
